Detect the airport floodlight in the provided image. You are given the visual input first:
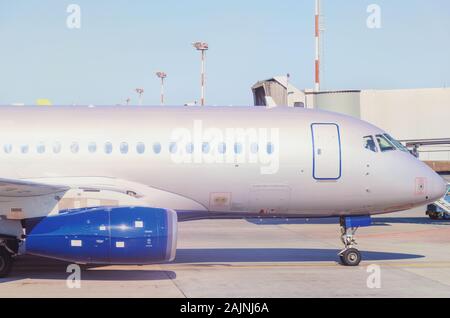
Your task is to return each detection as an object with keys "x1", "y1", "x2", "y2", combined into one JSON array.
[
  {"x1": 156, "y1": 72, "x2": 167, "y2": 105},
  {"x1": 135, "y1": 88, "x2": 144, "y2": 106},
  {"x1": 192, "y1": 41, "x2": 209, "y2": 106},
  {"x1": 156, "y1": 71, "x2": 167, "y2": 79},
  {"x1": 192, "y1": 42, "x2": 209, "y2": 51}
]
